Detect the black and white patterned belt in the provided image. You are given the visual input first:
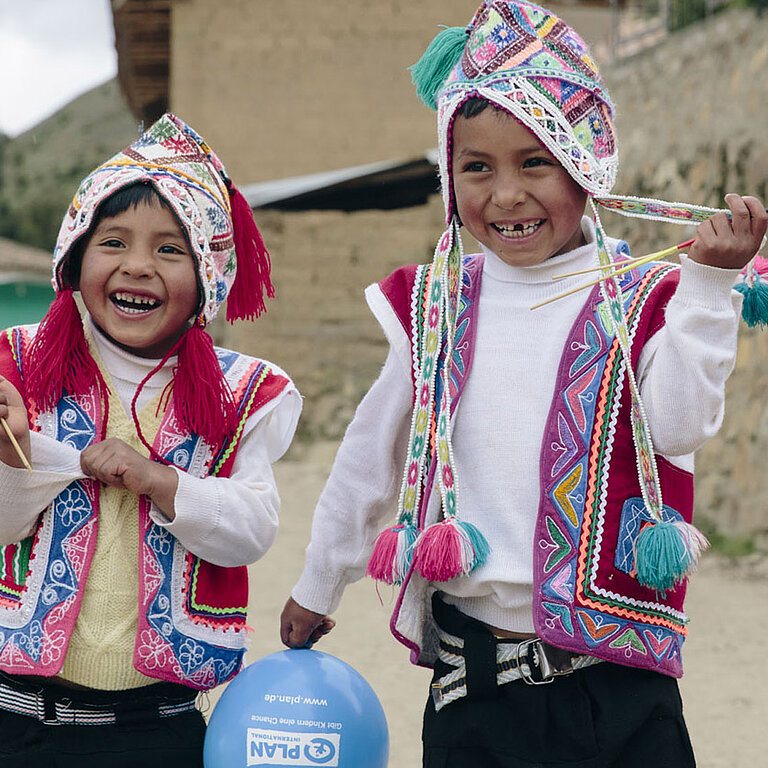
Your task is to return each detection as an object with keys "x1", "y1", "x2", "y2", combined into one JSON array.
[
  {"x1": 431, "y1": 624, "x2": 603, "y2": 711},
  {"x1": 429, "y1": 594, "x2": 603, "y2": 711},
  {"x1": 0, "y1": 674, "x2": 198, "y2": 726}
]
